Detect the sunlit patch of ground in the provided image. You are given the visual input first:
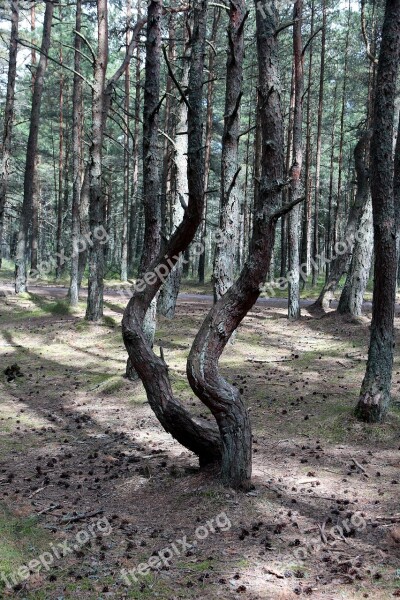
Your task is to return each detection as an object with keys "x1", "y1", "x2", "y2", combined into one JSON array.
[{"x1": 0, "y1": 291, "x2": 400, "y2": 598}]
